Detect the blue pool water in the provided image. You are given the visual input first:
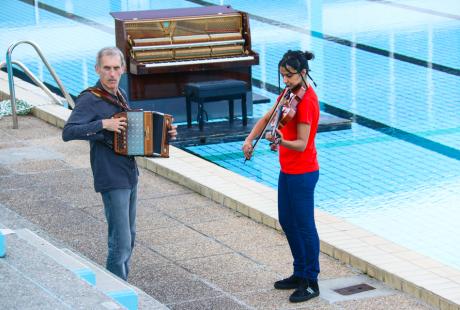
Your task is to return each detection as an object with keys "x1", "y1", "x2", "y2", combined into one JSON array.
[{"x1": 1, "y1": 0, "x2": 459, "y2": 270}]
